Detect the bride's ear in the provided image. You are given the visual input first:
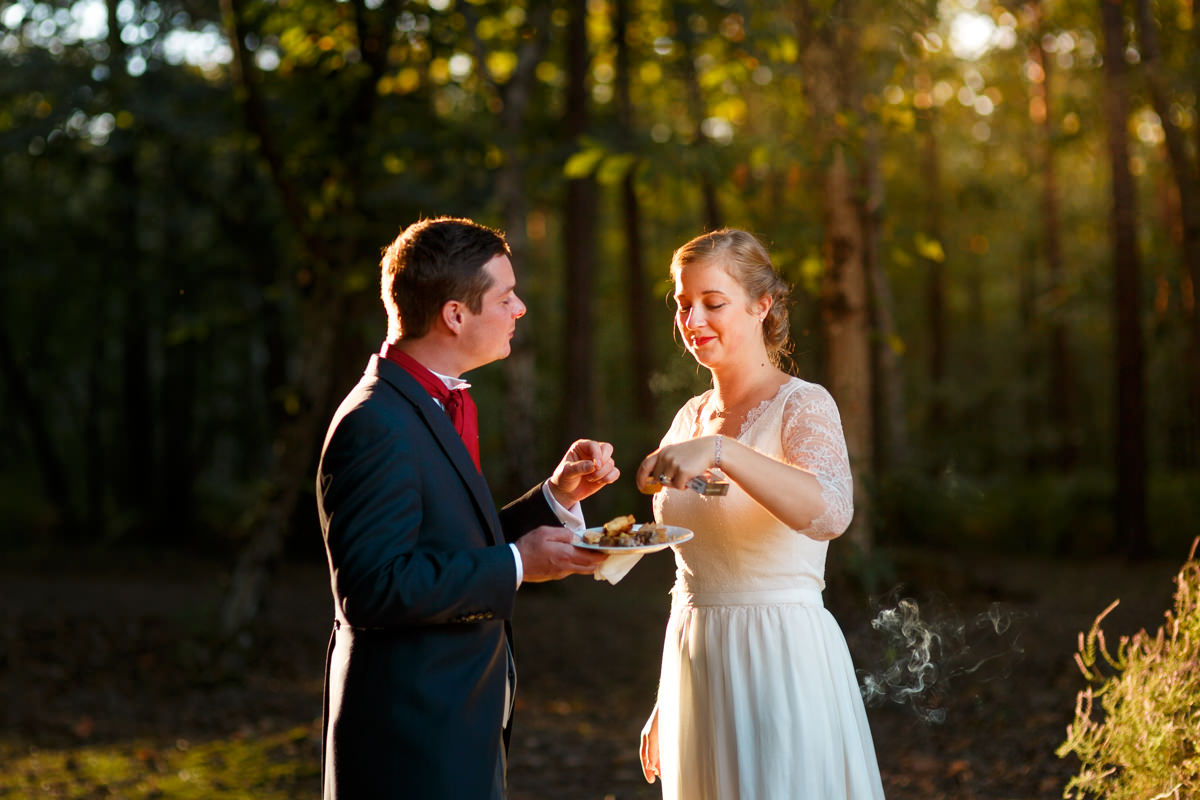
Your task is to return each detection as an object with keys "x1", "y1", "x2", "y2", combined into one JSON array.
[{"x1": 754, "y1": 294, "x2": 772, "y2": 322}]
